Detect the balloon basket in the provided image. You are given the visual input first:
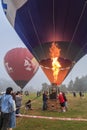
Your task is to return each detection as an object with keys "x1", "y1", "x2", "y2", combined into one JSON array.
[{"x1": 47, "y1": 84, "x2": 60, "y2": 111}]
